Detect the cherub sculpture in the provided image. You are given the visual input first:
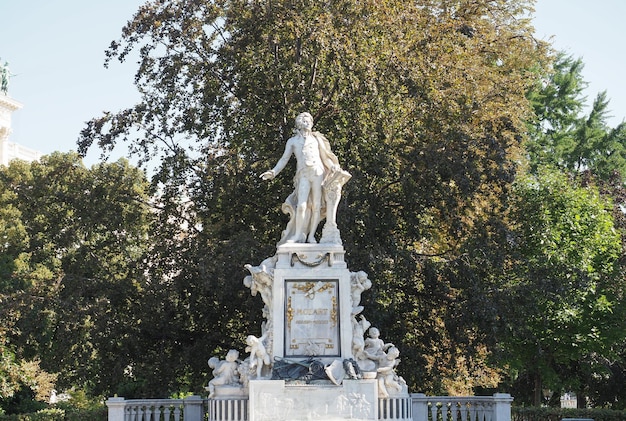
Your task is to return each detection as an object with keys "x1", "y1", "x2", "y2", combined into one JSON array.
[
  {"x1": 350, "y1": 271, "x2": 372, "y2": 315},
  {"x1": 245, "y1": 334, "x2": 270, "y2": 379},
  {"x1": 206, "y1": 349, "x2": 241, "y2": 397},
  {"x1": 363, "y1": 327, "x2": 394, "y2": 361},
  {"x1": 376, "y1": 346, "x2": 405, "y2": 398}
]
